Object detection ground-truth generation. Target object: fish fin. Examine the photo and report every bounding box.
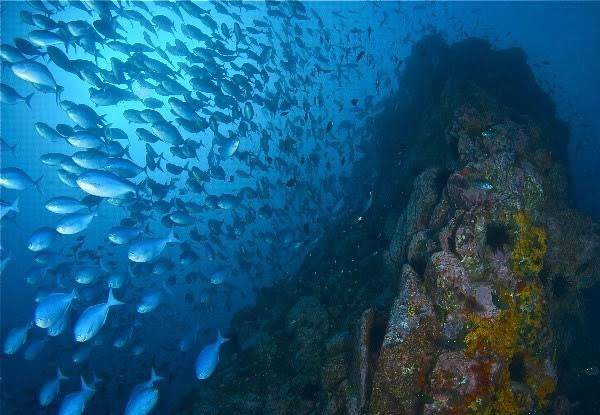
[57,367,68,381]
[100,257,110,273]
[11,198,19,213]
[24,93,34,109]
[124,144,132,160]
[162,281,175,296]
[33,175,44,194]
[167,228,180,244]
[217,330,229,345]
[92,372,103,386]
[150,367,164,384]
[107,288,124,307]
[156,153,165,171]
[80,376,95,393]
[56,274,66,289]
[55,85,64,104]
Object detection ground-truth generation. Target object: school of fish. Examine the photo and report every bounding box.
[0,1,409,414]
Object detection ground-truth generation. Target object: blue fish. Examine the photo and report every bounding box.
[0,197,19,218]
[58,375,96,415]
[47,312,70,337]
[125,368,163,415]
[179,324,201,352]
[23,337,47,360]
[107,272,127,289]
[128,229,179,263]
[45,196,87,214]
[3,322,32,354]
[11,60,64,102]
[76,169,137,198]
[55,209,97,235]
[34,289,76,328]
[108,225,142,245]
[73,288,124,342]
[0,167,43,192]
[72,345,91,364]
[0,83,34,107]
[39,367,69,406]
[195,330,229,380]
[28,226,58,251]
[136,289,162,314]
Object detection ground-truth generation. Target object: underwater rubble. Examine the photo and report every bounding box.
[174,35,600,415]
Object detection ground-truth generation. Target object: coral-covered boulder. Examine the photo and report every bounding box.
[369,265,440,415]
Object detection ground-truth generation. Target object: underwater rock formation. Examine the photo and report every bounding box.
[174,35,600,415]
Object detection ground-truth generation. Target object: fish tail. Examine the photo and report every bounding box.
[94,206,106,220]
[167,228,180,244]
[150,367,164,383]
[107,288,124,307]
[33,175,44,194]
[92,372,103,386]
[162,281,175,296]
[124,143,132,160]
[100,257,110,273]
[11,198,19,213]
[156,153,165,171]
[79,376,94,393]
[55,85,64,104]
[57,367,68,381]
[101,123,113,140]
[24,92,34,109]
[217,330,229,345]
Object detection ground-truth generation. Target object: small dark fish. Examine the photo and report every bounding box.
[325,120,333,134]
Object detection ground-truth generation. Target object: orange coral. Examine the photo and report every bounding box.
[460,282,550,414]
[511,212,547,277]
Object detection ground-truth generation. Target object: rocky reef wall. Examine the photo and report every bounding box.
[174,35,600,415]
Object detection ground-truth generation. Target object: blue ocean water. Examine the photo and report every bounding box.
[1,2,599,415]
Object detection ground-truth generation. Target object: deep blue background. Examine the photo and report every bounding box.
[1,2,599,414]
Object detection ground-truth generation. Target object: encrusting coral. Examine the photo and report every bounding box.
[511,212,547,277]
